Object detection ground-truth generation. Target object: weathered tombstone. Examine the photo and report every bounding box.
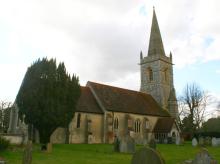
[119,135,135,153]
[113,136,120,152]
[176,136,181,145]
[192,148,217,164]
[211,138,218,147]
[149,138,156,150]
[131,147,165,164]
[22,140,32,164]
[47,143,52,153]
[192,138,198,147]
[198,137,204,147]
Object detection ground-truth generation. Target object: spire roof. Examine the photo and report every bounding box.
[147,8,165,56]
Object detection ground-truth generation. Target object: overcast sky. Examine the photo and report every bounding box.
[0,0,220,114]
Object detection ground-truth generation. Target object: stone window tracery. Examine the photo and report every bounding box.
[134,119,141,133]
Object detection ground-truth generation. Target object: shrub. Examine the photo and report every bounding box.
[0,136,10,151]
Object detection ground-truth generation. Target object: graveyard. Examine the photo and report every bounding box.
[0,142,220,164]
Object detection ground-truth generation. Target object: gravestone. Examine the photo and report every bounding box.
[192,138,198,147]
[176,136,181,145]
[211,138,218,147]
[113,136,120,152]
[22,140,32,164]
[149,138,156,150]
[198,137,204,147]
[192,148,217,164]
[47,143,52,153]
[131,147,165,164]
[119,135,135,153]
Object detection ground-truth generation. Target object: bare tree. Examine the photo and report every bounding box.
[179,83,210,133]
[0,100,12,133]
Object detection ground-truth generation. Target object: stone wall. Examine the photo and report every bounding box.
[69,112,103,144]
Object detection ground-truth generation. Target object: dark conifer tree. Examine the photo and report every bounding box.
[16,58,80,146]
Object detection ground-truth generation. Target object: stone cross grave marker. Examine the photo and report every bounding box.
[192,138,198,147]
[131,147,165,164]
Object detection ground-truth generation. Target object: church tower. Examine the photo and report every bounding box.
[140,8,178,119]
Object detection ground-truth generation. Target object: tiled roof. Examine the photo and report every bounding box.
[153,117,175,133]
[76,87,103,114]
[87,81,170,117]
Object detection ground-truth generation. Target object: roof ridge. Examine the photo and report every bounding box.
[87,81,150,95]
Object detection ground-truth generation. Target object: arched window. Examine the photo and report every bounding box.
[134,120,141,133]
[148,68,153,81]
[114,117,119,129]
[76,113,81,128]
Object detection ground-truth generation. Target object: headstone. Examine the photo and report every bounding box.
[47,143,52,153]
[211,138,218,147]
[131,147,165,164]
[176,136,181,145]
[113,136,120,152]
[192,148,217,164]
[149,138,156,150]
[192,138,198,147]
[167,137,172,144]
[22,140,32,164]
[119,135,135,153]
[198,137,204,147]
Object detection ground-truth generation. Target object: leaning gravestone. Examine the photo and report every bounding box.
[22,140,32,164]
[119,135,135,153]
[192,138,198,147]
[131,147,165,164]
[192,148,217,164]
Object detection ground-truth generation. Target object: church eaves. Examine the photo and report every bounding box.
[147,8,166,56]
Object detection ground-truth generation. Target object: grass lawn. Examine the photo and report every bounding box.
[0,143,220,164]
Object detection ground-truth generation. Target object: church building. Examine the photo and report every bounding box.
[50,8,179,144]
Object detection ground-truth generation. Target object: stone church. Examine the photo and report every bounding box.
[51,8,179,144]
[8,9,179,144]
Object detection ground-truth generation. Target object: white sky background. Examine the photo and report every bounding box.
[0,0,220,115]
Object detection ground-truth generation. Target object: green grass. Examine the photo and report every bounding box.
[0,143,220,164]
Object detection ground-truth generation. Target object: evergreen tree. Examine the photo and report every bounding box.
[16,58,80,146]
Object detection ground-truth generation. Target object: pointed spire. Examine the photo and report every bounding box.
[169,51,173,61]
[140,51,143,60]
[147,7,165,56]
